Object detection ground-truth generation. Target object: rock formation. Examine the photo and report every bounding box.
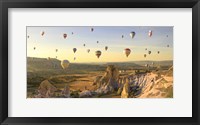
[121,79,130,98]
[61,85,70,98]
[36,80,57,98]
[93,65,120,95]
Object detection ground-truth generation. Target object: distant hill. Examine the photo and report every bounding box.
[27,57,106,75]
[129,60,173,66]
[27,57,173,76]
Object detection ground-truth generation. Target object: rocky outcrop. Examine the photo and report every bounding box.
[79,90,92,98]
[35,80,57,98]
[121,79,130,98]
[61,85,70,98]
[93,65,120,95]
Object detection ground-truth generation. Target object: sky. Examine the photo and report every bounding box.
[27,26,173,63]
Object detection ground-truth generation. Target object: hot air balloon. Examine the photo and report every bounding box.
[122,35,124,38]
[61,60,70,69]
[55,49,58,52]
[90,28,94,32]
[105,46,108,51]
[33,47,36,50]
[97,41,99,44]
[148,51,151,55]
[72,32,74,35]
[87,49,90,53]
[74,57,76,60]
[63,33,67,39]
[167,45,169,47]
[130,32,136,39]
[73,48,77,53]
[148,30,152,37]
[41,31,45,36]
[144,54,146,58]
[166,35,168,37]
[95,50,102,58]
[145,48,147,51]
[157,51,160,54]
[124,48,131,57]
[83,44,86,47]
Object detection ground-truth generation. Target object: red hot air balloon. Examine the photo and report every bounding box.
[124,48,131,57]
[63,33,67,39]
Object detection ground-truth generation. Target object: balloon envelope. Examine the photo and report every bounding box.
[105,46,108,51]
[87,49,90,53]
[90,28,94,32]
[61,60,70,69]
[73,48,77,53]
[130,32,136,39]
[124,48,131,57]
[41,31,45,36]
[95,50,102,58]
[63,33,67,39]
[148,30,152,37]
